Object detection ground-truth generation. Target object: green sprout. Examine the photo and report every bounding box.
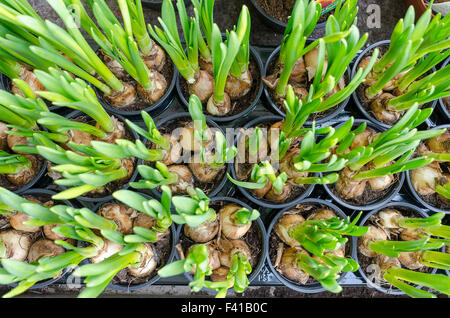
[388,63,450,110]
[189,94,209,143]
[232,208,260,226]
[32,142,129,199]
[295,251,358,293]
[0,83,49,130]
[191,0,214,61]
[288,118,366,184]
[332,0,358,32]
[123,0,155,56]
[228,5,251,79]
[340,105,447,181]
[207,131,237,168]
[274,0,354,98]
[369,237,450,270]
[34,68,114,133]
[171,187,216,228]
[0,187,106,298]
[130,161,178,190]
[208,23,241,106]
[283,211,368,293]
[0,150,31,174]
[228,161,288,194]
[158,244,212,292]
[0,0,124,94]
[80,0,160,94]
[148,0,199,84]
[113,186,173,233]
[382,265,450,298]
[290,212,369,256]
[0,186,161,298]
[436,182,450,200]
[308,28,378,114]
[204,251,252,298]
[126,111,170,151]
[365,5,450,99]
[275,0,321,97]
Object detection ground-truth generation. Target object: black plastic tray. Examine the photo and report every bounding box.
[7,45,448,291]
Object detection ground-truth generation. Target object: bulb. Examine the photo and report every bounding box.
[97,203,135,235]
[274,212,305,247]
[137,72,167,104]
[188,70,214,103]
[377,209,403,229]
[0,229,32,261]
[278,247,310,284]
[27,239,65,263]
[128,243,157,278]
[184,218,219,243]
[410,164,441,196]
[225,68,252,99]
[91,239,123,264]
[166,164,194,194]
[306,209,337,221]
[104,82,136,108]
[335,167,367,200]
[96,116,126,144]
[133,213,169,240]
[265,182,291,202]
[358,225,388,257]
[219,204,252,240]
[218,239,251,268]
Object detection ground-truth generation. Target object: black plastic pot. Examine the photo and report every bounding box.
[406,124,450,214]
[263,45,351,125]
[438,57,450,120]
[146,112,229,199]
[56,110,141,204]
[266,199,352,293]
[5,188,74,290]
[353,201,438,296]
[230,115,315,209]
[0,72,63,113]
[351,40,438,130]
[175,196,268,296]
[176,45,264,123]
[249,0,327,33]
[321,119,405,211]
[91,197,177,292]
[93,48,177,118]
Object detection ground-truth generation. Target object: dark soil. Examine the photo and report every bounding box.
[255,0,334,25]
[265,51,348,121]
[444,97,450,112]
[97,51,174,112]
[179,55,261,118]
[358,207,435,291]
[268,202,352,286]
[62,115,137,199]
[94,201,173,286]
[144,117,226,195]
[234,118,310,205]
[356,45,436,125]
[178,200,263,277]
